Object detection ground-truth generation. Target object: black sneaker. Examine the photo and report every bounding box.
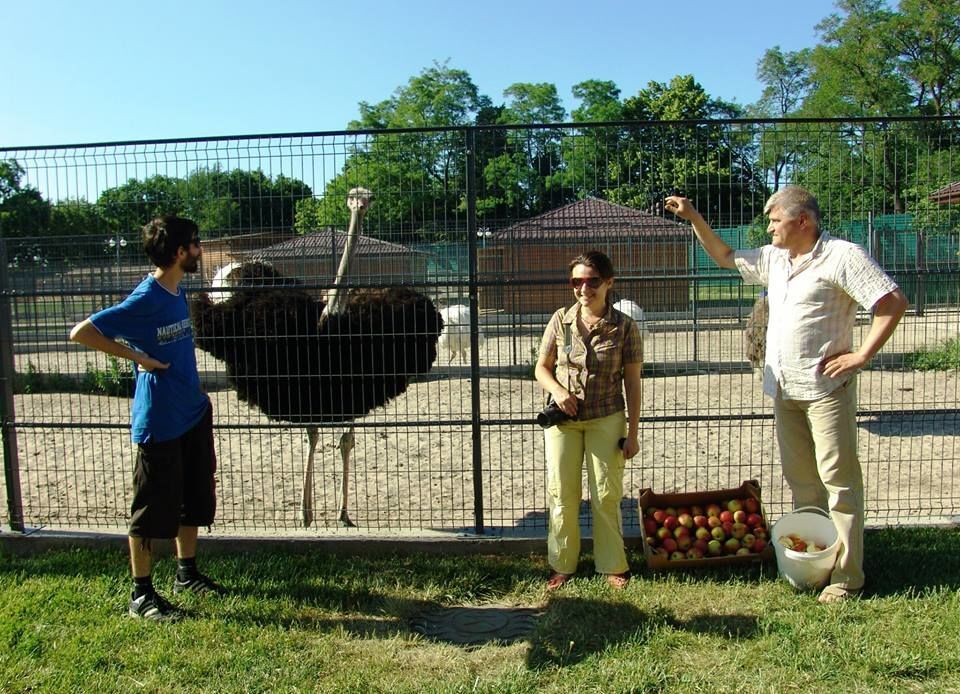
[128,591,183,622]
[173,572,227,596]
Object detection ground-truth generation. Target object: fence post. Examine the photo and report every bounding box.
[466,127,485,535]
[915,228,926,317]
[0,240,25,531]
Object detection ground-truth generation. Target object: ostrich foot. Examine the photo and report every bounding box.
[301,507,315,528]
[338,510,356,528]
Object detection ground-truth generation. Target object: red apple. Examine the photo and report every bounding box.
[676,535,692,551]
[652,509,667,524]
[693,538,709,554]
[731,522,748,540]
[661,537,678,553]
[644,518,659,537]
[645,506,660,518]
[741,533,756,549]
[732,509,747,523]
[707,516,723,529]
[656,527,671,542]
[678,513,694,529]
[752,538,768,553]
[673,526,691,540]
[676,506,691,517]
[744,497,760,514]
[651,547,669,559]
[705,503,722,518]
[695,527,711,541]
[719,510,734,524]
[722,521,734,536]
[663,515,679,531]
[753,527,768,541]
[686,546,705,559]
[693,515,709,529]
[746,513,763,528]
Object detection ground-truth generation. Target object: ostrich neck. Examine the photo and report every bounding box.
[322,207,363,318]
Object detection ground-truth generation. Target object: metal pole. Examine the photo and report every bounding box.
[0,239,25,531]
[466,127,484,535]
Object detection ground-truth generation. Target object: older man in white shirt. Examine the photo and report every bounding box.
[666,186,908,603]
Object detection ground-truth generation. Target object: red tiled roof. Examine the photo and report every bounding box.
[249,228,417,259]
[493,197,689,241]
[929,181,960,205]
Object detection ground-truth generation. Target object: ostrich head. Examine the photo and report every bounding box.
[321,187,374,320]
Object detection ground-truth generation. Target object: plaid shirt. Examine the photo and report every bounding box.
[734,232,898,400]
[538,303,644,420]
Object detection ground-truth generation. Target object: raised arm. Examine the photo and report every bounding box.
[664,196,736,269]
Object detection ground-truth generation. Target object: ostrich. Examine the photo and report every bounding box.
[191,188,443,527]
[744,290,768,371]
[613,298,651,343]
[437,304,485,363]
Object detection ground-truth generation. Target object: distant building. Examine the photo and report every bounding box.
[202,228,426,287]
[478,197,690,314]
[929,181,960,205]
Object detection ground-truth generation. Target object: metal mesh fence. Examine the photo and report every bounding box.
[1,118,958,537]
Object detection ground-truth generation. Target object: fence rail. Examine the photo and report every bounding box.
[1,117,959,537]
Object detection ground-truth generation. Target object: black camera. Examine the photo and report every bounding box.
[537,401,572,429]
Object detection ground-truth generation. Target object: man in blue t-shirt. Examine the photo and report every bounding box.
[70,215,226,621]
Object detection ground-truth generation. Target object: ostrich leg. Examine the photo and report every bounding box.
[337,428,356,527]
[301,425,319,528]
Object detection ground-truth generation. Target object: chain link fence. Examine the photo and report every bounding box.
[1,117,958,537]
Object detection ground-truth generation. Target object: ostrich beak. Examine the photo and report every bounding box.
[347,187,373,213]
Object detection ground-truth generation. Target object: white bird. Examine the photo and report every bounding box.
[613,299,651,341]
[438,304,485,363]
[209,261,242,303]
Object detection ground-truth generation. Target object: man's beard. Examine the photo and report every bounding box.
[180,255,199,273]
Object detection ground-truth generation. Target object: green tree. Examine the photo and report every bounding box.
[891,0,960,116]
[608,76,763,226]
[0,160,51,240]
[299,62,487,242]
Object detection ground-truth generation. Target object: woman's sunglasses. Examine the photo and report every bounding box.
[569,277,604,289]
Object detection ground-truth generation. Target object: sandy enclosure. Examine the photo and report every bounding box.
[4,311,959,535]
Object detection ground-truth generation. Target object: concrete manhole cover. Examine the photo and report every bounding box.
[411,604,542,645]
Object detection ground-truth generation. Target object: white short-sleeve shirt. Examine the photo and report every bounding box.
[734,233,898,400]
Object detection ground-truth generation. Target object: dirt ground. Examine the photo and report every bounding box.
[3,311,958,535]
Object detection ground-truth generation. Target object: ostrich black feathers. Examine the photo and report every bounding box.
[191,262,443,425]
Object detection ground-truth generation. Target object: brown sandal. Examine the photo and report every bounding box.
[818,584,861,604]
[546,572,572,591]
[606,573,630,590]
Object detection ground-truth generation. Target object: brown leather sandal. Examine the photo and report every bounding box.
[605,573,630,590]
[546,572,572,591]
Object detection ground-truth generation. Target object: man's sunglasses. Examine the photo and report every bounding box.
[569,277,604,289]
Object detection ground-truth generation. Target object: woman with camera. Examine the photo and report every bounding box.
[534,250,644,591]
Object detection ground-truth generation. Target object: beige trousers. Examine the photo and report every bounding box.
[774,378,864,590]
[544,410,628,575]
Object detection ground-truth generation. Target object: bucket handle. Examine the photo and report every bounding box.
[791,506,831,519]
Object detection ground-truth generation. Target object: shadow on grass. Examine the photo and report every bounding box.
[863,527,960,597]
[526,595,760,669]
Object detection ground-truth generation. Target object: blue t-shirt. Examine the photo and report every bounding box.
[90,275,209,443]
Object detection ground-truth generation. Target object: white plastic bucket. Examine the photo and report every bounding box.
[771,506,840,590]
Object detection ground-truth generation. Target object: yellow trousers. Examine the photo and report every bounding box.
[774,378,864,590]
[544,410,628,575]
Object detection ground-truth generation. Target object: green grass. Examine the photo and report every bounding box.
[2,528,960,692]
[904,336,960,371]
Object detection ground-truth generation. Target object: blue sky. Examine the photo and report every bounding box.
[2,0,841,149]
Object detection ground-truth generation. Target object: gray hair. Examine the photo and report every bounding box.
[764,186,821,229]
